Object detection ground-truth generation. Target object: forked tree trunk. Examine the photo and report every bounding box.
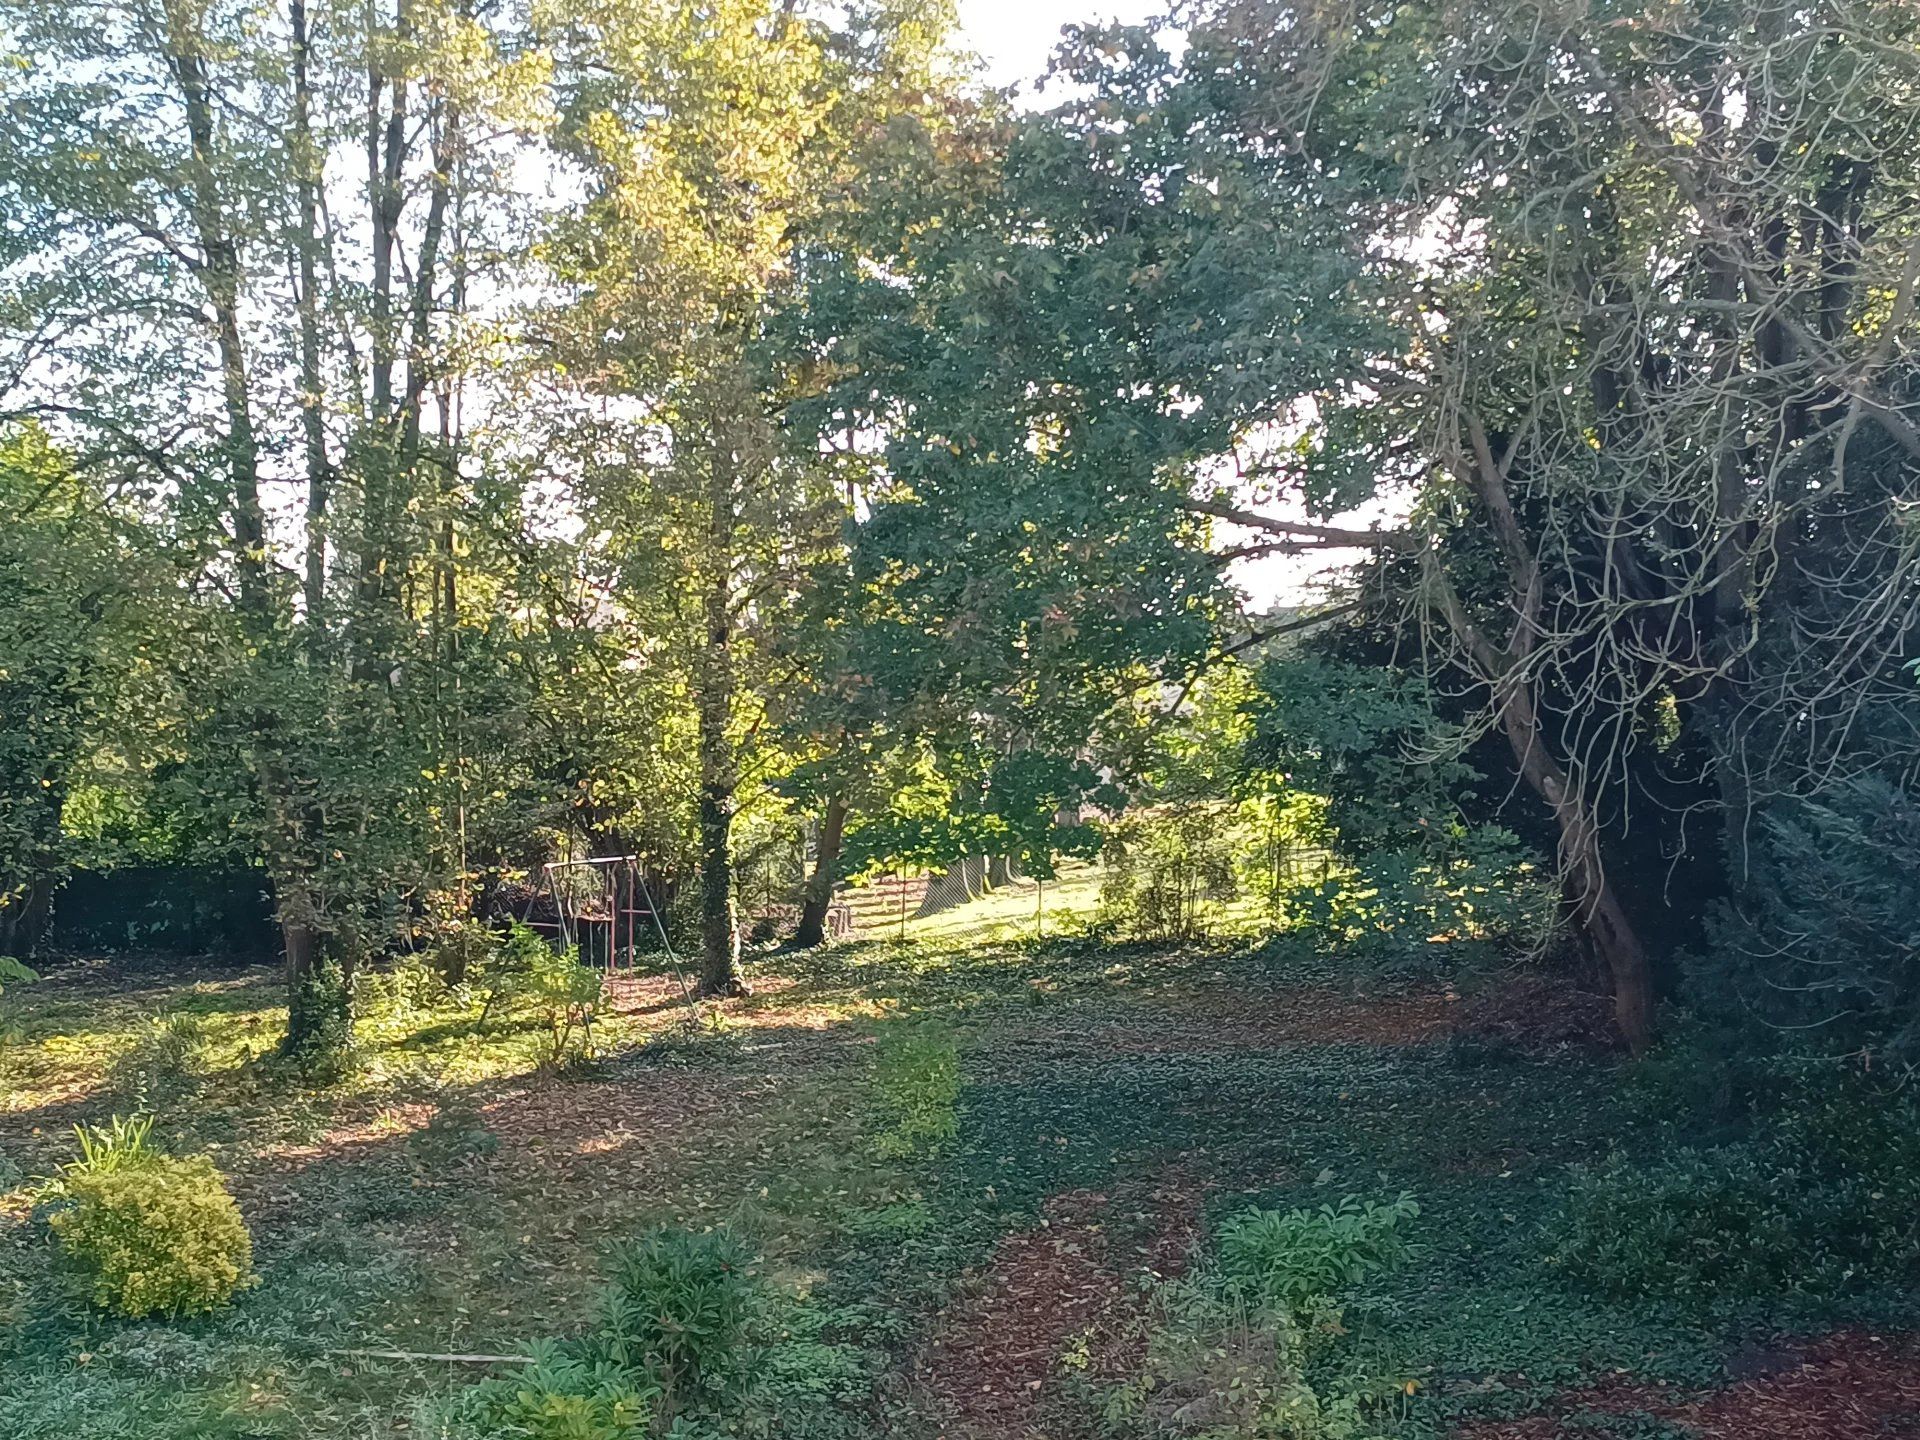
[1493,674,1654,1053]
[792,794,849,949]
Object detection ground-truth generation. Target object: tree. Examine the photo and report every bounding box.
[866,0,1920,1049]
[536,0,972,993]
[0,0,548,1059]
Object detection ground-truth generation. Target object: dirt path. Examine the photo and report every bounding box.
[918,1175,1203,1439]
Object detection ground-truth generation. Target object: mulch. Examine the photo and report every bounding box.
[918,1176,1203,1438]
[1458,1331,1920,1439]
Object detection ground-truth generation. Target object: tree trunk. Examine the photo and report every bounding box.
[696,446,747,998]
[1493,673,1654,1053]
[793,794,849,948]
[161,0,352,1058]
[283,914,355,1064]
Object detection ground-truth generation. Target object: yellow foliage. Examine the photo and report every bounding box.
[49,1153,255,1318]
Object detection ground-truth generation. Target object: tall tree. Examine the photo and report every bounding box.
[537,0,970,993]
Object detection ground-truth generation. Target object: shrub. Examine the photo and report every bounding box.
[475,924,603,1068]
[446,1342,659,1440]
[46,1116,254,1318]
[1699,777,1920,1059]
[869,1023,960,1158]
[599,1226,759,1415]
[1216,1193,1421,1311]
[1291,829,1557,974]
[1556,1073,1920,1303]
[1102,1287,1339,1439]
[1098,804,1242,943]
[441,1227,759,1437]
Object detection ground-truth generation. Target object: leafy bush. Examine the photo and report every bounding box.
[1103,1193,1423,1439]
[1098,803,1242,942]
[1700,777,1920,1059]
[477,923,603,1068]
[869,1022,960,1158]
[447,1341,659,1440]
[1216,1193,1421,1312]
[1556,1074,1920,1303]
[1292,829,1557,973]
[600,1226,759,1414]
[45,1116,254,1318]
[439,1226,760,1438]
[1101,1287,1349,1439]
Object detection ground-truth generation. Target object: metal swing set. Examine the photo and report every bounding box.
[521,856,704,1026]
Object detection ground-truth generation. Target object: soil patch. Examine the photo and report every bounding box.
[1458,1330,1920,1439]
[919,1175,1203,1438]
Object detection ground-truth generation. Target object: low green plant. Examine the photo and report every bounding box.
[109,1012,211,1106]
[1216,1193,1421,1311]
[869,1022,960,1158]
[0,955,36,1074]
[44,1116,255,1318]
[440,1226,760,1438]
[0,955,34,987]
[528,946,604,1069]
[1099,1194,1423,1438]
[445,1341,659,1440]
[1556,1070,1920,1303]
[600,1225,759,1416]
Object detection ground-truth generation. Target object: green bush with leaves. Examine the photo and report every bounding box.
[1098,803,1243,942]
[1101,1287,1349,1440]
[1556,1071,1920,1304]
[446,1341,659,1440]
[1216,1193,1421,1312]
[44,1116,254,1318]
[442,1226,760,1438]
[1103,1193,1423,1438]
[599,1225,759,1413]
[869,1022,960,1158]
[477,923,603,1068]
[1291,828,1556,973]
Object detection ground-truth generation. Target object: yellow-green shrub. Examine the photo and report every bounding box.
[48,1131,254,1318]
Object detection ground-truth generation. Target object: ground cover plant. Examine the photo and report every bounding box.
[5,0,1920,1435]
[4,908,1918,1439]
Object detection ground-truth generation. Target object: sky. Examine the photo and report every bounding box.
[958,0,1162,93]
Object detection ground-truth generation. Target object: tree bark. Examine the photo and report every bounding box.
[792,794,849,948]
[1492,672,1654,1054]
[696,442,747,997]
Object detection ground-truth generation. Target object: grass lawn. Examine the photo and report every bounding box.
[2,934,1916,1438]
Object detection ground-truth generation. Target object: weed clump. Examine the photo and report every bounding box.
[1103,1193,1422,1439]
[444,1225,760,1438]
[1216,1193,1421,1312]
[108,1012,210,1107]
